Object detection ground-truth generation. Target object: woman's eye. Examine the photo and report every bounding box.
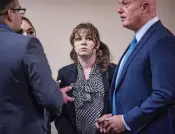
[28,31,34,35]
[86,37,92,40]
[75,38,81,41]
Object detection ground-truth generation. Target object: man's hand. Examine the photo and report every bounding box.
[60,86,74,103]
[96,114,112,133]
[103,115,125,134]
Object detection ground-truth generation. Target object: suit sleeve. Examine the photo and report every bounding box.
[49,68,66,122]
[22,37,64,111]
[124,36,175,132]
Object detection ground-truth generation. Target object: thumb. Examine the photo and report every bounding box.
[104,114,113,121]
[106,114,112,118]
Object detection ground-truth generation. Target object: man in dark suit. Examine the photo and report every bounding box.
[0,0,74,134]
[96,0,175,134]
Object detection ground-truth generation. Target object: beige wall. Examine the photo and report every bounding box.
[20,0,175,133]
[20,0,175,79]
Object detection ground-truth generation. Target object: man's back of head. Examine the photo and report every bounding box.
[0,0,24,32]
[0,0,16,11]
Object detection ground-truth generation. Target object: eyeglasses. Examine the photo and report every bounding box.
[11,8,26,16]
[0,8,26,16]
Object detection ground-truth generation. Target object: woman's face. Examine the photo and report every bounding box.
[73,29,98,58]
[21,20,35,36]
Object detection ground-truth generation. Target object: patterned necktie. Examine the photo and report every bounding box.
[112,35,137,115]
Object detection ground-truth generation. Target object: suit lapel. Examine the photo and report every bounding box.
[65,64,77,97]
[110,46,129,98]
[64,64,77,129]
[116,21,160,89]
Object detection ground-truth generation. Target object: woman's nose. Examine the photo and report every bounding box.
[81,39,87,45]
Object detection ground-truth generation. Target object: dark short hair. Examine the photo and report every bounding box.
[70,23,111,71]
[0,0,16,14]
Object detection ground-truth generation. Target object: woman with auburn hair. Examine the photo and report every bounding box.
[54,23,116,134]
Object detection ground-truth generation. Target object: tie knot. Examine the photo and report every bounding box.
[132,35,137,44]
[130,35,137,48]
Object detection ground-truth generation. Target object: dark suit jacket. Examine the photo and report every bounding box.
[110,21,175,134]
[54,63,116,134]
[0,27,63,134]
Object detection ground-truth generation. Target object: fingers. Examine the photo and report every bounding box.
[57,79,72,93]
[106,114,112,119]
[100,125,104,133]
[95,121,100,129]
[62,93,75,103]
[97,114,107,123]
[101,121,107,133]
[103,120,110,130]
[105,125,112,133]
[96,114,112,133]
[60,86,72,93]
[67,96,75,102]
[60,86,74,103]
[96,119,105,133]
[104,116,113,121]
[97,114,112,123]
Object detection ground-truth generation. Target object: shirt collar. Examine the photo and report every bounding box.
[0,23,12,32]
[135,16,159,43]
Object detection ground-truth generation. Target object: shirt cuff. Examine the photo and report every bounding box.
[122,115,131,131]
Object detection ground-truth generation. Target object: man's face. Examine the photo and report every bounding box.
[10,0,22,32]
[117,0,143,31]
